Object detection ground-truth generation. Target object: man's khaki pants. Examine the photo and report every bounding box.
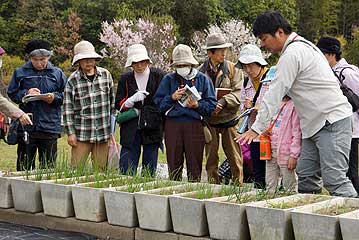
[71,141,108,171]
[205,125,243,184]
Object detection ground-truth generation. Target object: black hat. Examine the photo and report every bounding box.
[24,39,51,54]
[316,37,341,54]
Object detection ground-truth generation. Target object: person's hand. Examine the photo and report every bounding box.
[67,134,77,147]
[42,93,55,104]
[287,157,297,170]
[244,97,253,109]
[213,102,223,115]
[187,96,198,108]
[261,128,271,137]
[124,91,149,108]
[3,123,9,134]
[18,113,33,125]
[27,88,41,95]
[171,87,186,101]
[234,128,259,145]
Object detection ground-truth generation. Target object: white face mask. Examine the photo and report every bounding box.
[176,67,191,78]
[0,58,2,68]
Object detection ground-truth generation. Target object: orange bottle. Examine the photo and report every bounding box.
[259,135,271,160]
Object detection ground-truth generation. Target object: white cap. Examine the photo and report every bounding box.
[171,44,198,66]
[72,41,103,65]
[238,44,268,66]
[125,44,152,68]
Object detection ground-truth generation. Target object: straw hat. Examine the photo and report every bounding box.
[72,40,103,65]
[125,44,152,68]
[237,44,268,66]
[203,33,232,50]
[171,44,198,66]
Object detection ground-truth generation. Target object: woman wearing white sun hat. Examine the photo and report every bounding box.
[115,43,165,176]
[237,44,272,189]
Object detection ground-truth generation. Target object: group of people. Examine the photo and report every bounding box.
[0,10,358,198]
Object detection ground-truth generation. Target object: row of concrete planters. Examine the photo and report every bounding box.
[245,194,332,240]
[168,184,237,237]
[339,209,359,240]
[291,197,359,240]
[103,180,180,228]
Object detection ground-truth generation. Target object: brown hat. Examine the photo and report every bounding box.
[203,33,232,50]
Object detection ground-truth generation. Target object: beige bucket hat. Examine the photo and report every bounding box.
[72,40,103,65]
[125,44,152,68]
[237,44,268,66]
[171,44,198,66]
[203,33,233,50]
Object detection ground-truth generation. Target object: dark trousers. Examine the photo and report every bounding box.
[348,138,359,194]
[250,142,266,189]
[119,130,159,176]
[17,137,57,171]
[165,119,205,182]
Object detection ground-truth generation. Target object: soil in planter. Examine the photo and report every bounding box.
[314,204,359,216]
[118,179,176,193]
[267,195,331,209]
[227,190,292,204]
[55,175,100,185]
[157,184,195,195]
[183,185,240,200]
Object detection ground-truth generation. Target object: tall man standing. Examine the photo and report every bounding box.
[199,33,244,184]
[238,11,357,197]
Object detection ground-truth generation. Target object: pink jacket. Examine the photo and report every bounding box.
[270,100,302,165]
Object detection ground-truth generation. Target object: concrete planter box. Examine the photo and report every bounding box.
[291,197,359,240]
[204,190,258,240]
[339,209,359,240]
[0,171,33,208]
[245,194,332,240]
[169,184,231,237]
[134,183,195,232]
[71,176,132,222]
[10,177,48,213]
[71,183,107,222]
[104,180,180,228]
[40,176,95,218]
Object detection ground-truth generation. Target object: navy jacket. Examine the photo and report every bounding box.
[154,71,216,121]
[7,61,67,135]
[115,67,165,147]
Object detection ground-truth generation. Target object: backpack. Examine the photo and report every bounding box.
[6,119,20,145]
[333,66,359,112]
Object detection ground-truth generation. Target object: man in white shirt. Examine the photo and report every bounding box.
[237,10,357,197]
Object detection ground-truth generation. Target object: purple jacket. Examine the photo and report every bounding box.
[270,100,302,165]
[333,58,359,138]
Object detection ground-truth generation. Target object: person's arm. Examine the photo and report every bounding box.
[108,72,116,115]
[115,74,128,111]
[251,53,299,134]
[0,93,23,119]
[153,74,177,113]
[196,76,217,117]
[289,107,302,160]
[47,70,67,106]
[62,80,76,136]
[238,52,299,144]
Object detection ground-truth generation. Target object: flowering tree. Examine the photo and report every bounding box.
[192,19,269,63]
[100,18,176,72]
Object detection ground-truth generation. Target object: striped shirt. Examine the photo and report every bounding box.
[63,67,115,143]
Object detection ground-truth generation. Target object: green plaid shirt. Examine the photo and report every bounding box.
[63,67,115,143]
